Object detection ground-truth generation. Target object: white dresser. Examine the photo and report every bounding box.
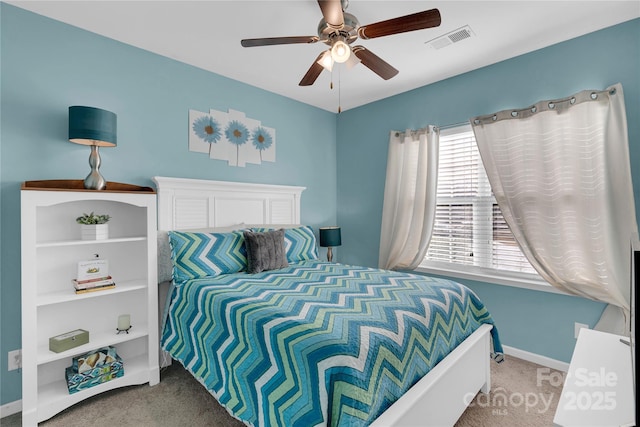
[553,328,634,426]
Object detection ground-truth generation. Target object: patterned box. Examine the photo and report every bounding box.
[72,346,118,374]
[65,351,124,394]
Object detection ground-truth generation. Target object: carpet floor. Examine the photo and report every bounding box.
[1,355,563,426]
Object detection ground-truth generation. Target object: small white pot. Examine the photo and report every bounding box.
[81,224,109,240]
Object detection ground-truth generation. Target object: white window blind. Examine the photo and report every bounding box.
[422,125,537,275]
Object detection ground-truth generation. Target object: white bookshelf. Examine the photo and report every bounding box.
[20,181,160,426]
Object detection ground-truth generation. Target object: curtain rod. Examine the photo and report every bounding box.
[394,121,470,138]
[437,121,470,131]
[471,86,617,126]
[394,125,434,138]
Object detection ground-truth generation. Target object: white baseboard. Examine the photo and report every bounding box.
[0,399,22,418]
[0,346,569,420]
[503,345,570,372]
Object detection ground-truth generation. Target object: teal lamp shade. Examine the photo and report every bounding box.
[69,106,117,147]
[69,106,117,190]
[319,227,341,262]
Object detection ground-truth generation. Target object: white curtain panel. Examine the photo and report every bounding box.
[379,126,439,270]
[471,83,637,333]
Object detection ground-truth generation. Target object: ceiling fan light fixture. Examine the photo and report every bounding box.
[345,51,360,69]
[331,39,351,63]
[317,50,334,71]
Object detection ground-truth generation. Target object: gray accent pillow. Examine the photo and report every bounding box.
[243,229,288,274]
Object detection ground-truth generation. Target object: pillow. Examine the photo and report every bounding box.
[243,229,288,274]
[243,224,301,230]
[251,225,319,263]
[168,230,247,283]
[157,233,174,284]
[157,224,244,283]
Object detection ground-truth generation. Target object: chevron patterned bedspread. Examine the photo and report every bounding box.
[162,260,502,427]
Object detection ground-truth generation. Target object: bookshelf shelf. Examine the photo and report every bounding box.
[37,328,149,365]
[36,236,147,248]
[37,279,147,306]
[36,354,149,423]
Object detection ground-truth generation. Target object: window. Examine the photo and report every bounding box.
[420,125,541,282]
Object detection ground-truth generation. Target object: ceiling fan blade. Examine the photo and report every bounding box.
[352,46,399,80]
[241,36,318,47]
[317,0,344,29]
[358,9,441,40]
[299,53,326,86]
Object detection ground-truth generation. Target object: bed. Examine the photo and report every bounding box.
[153,176,503,427]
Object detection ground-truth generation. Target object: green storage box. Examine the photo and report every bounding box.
[49,329,89,353]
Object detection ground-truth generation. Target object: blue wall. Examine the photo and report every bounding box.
[0,4,336,405]
[1,2,639,408]
[336,19,639,363]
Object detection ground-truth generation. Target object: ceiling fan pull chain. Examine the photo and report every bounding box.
[338,66,342,113]
[330,67,334,90]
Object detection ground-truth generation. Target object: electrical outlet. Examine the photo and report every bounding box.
[574,322,589,339]
[8,349,21,371]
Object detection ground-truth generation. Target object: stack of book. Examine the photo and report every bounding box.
[74,258,114,294]
[72,276,116,294]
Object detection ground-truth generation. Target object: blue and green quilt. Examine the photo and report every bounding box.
[162,260,502,427]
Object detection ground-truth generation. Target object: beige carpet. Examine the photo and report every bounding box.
[456,356,563,426]
[1,356,562,427]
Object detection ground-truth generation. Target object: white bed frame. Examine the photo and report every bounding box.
[152,176,493,427]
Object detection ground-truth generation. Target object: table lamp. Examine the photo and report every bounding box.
[319,226,342,262]
[69,106,117,190]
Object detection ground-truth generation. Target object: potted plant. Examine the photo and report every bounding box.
[76,212,111,240]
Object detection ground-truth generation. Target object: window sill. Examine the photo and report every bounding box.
[414,264,571,296]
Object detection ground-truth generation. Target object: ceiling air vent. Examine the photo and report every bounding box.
[426,25,474,50]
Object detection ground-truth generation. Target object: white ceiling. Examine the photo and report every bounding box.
[7,0,640,112]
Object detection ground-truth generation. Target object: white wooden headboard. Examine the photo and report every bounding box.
[152,176,306,231]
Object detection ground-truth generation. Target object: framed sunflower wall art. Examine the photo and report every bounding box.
[189,109,275,167]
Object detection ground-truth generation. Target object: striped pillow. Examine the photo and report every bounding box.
[251,225,319,263]
[168,231,247,283]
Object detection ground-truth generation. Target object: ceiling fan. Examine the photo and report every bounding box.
[241,0,441,86]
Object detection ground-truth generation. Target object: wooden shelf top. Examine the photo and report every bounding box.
[22,180,156,194]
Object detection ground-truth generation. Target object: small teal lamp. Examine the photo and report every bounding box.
[69,106,117,190]
[319,226,342,262]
